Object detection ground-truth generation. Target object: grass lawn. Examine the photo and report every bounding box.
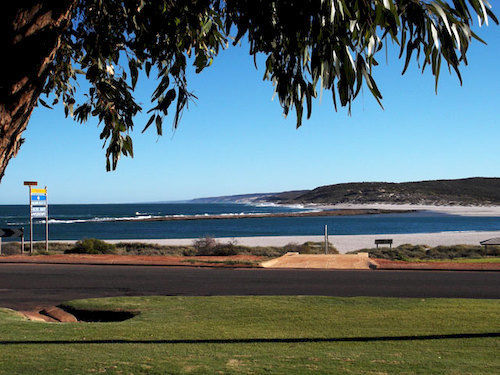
[0,296,499,374]
[435,257,500,263]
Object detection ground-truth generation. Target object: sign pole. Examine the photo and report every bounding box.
[23,181,38,255]
[45,186,48,252]
[29,185,33,254]
[324,225,328,254]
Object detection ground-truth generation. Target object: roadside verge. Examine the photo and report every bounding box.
[0,254,498,270]
[0,254,262,268]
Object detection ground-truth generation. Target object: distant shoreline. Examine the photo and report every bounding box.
[110,208,416,223]
[311,203,500,217]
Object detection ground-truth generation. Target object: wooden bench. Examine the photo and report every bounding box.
[375,239,393,249]
[480,238,500,250]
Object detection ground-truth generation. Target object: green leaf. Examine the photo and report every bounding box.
[27,0,496,174]
[129,60,139,89]
[155,115,163,136]
[142,114,155,133]
[38,98,52,109]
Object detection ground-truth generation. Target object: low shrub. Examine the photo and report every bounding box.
[182,247,197,256]
[283,241,339,254]
[192,236,238,256]
[1,242,75,255]
[114,242,190,256]
[33,242,73,252]
[350,244,429,261]
[349,244,500,261]
[34,250,52,256]
[0,242,23,255]
[426,244,500,259]
[241,246,286,257]
[65,238,116,254]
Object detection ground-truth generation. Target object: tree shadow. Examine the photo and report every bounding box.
[0,332,498,345]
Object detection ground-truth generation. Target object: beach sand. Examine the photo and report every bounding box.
[315,203,500,217]
[101,230,500,253]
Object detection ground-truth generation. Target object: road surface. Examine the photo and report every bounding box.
[0,264,498,309]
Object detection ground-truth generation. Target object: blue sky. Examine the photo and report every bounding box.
[1,25,499,204]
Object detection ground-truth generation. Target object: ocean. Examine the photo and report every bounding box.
[1,203,500,241]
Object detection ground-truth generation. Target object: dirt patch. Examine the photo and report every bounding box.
[262,253,374,269]
[0,254,264,268]
[373,259,500,271]
[21,307,76,323]
[20,310,58,322]
[41,306,77,322]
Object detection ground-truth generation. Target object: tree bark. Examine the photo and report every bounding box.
[0,1,75,181]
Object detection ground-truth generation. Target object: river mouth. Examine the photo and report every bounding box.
[58,306,139,322]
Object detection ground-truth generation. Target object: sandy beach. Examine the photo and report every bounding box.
[314,203,500,217]
[94,230,500,253]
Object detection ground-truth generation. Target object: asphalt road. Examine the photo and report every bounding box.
[0,264,499,309]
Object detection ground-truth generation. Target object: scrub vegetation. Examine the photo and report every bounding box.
[349,243,500,261]
[2,238,499,263]
[267,177,500,205]
[1,237,337,257]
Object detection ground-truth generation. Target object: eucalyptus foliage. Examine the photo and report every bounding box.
[40,0,497,171]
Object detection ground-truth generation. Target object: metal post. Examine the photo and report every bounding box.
[21,235,24,254]
[45,186,48,252]
[326,225,330,254]
[24,181,37,255]
[324,225,328,254]
[29,185,33,254]
[0,237,2,255]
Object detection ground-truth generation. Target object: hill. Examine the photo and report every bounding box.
[190,178,500,206]
[268,177,500,205]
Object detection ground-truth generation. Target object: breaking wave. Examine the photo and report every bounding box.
[247,202,317,211]
[9,212,284,225]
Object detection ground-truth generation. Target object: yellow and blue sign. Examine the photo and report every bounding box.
[30,186,47,218]
[31,187,47,206]
[31,195,47,208]
[31,188,46,194]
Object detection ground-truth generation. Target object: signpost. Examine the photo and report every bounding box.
[324,225,329,254]
[24,181,49,253]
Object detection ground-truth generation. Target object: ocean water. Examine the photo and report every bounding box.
[0,203,499,241]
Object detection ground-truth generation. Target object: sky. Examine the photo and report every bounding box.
[1,24,499,204]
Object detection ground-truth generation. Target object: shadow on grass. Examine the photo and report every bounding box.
[0,332,498,345]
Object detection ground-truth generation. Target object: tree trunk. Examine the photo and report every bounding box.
[0,1,75,181]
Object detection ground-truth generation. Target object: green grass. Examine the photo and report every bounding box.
[409,257,500,264]
[180,259,259,266]
[0,308,27,323]
[448,257,500,263]
[0,296,499,374]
